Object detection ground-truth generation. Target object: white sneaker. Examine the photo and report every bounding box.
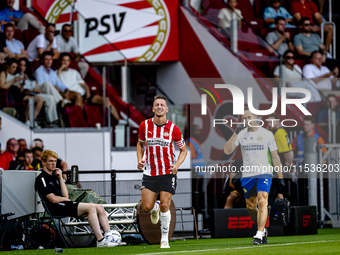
[34,121,41,128]
[61,99,71,108]
[150,201,160,224]
[160,240,170,248]
[96,238,117,247]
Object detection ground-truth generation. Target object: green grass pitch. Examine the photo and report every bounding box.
[4,228,340,255]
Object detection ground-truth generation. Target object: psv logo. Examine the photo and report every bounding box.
[164,132,169,137]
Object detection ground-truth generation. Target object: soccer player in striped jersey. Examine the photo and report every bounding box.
[137,95,187,249]
[224,108,285,245]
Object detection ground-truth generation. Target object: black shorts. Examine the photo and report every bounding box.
[84,92,96,104]
[142,174,177,194]
[49,201,79,217]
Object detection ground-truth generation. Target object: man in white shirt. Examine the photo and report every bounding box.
[302,51,338,90]
[56,24,89,78]
[3,23,28,59]
[57,53,120,121]
[224,108,284,245]
[27,23,60,61]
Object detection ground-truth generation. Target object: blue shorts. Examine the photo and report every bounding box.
[240,174,272,199]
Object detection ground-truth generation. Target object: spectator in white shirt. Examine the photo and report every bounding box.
[275,50,321,102]
[303,51,338,90]
[18,57,58,124]
[56,24,89,78]
[27,23,60,61]
[35,52,71,114]
[57,53,120,121]
[274,50,302,86]
[3,23,28,59]
[218,0,242,37]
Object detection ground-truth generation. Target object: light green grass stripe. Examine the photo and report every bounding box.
[137,240,340,255]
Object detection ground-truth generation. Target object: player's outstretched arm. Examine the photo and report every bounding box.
[224,124,244,155]
[137,140,145,170]
[224,133,238,155]
[170,146,187,174]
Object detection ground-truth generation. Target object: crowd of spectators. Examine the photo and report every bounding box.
[0,1,119,128]
[0,137,68,174]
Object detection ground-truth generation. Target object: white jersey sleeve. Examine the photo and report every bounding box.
[268,132,278,151]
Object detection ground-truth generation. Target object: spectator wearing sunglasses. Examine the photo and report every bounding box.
[275,50,321,102]
[265,17,294,55]
[274,50,302,87]
[56,24,89,78]
[290,0,332,51]
[264,0,295,28]
[293,17,325,57]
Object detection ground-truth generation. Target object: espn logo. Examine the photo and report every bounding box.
[303,215,311,227]
[228,216,269,229]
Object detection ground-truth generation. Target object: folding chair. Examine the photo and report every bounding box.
[37,192,75,248]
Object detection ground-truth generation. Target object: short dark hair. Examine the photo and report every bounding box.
[17,138,26,143]
[59,52,72,61]
[283,49,295,59]
[40,51,53,62]
[6,58,18,71]
[154,95,168,105]
[46,23,56,30]
[16,153,24,159]
[4,23,14,31]
[327,94,336,99]
[23,149,32,155]
[304,116,315,123]
[33,138,43,143]
[311,50,322,59]
[32,146,43,155]
[267,113,280,120]
[300,17,310,26]
[275,16,285,24]
[62,24,72,31]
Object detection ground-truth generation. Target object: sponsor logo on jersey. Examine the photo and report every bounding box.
[147,138,170,147]
[264,179,268,185]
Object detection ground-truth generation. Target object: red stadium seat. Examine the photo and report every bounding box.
[253,0,269,18]
[237,0,255,18]
[64,105,89,127]
[295,58,310,69]
[14,29,24,44]
[244,18,265,34]
[23,29,40,48]
[307,101,328,117]
[83,102,103,127]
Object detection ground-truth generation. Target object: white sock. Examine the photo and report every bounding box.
[160,210,171,242]
[151,201,160,213]
[255,231,264,239]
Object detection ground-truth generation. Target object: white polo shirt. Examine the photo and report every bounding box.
[302,64,333,90]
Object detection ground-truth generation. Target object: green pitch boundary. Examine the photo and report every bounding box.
[3,228,340,255]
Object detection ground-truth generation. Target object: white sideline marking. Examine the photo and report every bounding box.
[137,240,340,255]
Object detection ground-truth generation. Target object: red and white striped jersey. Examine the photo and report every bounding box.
[139,118,185,176]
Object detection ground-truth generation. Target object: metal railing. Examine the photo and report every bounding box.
[321,21,336,59]
[318,144,340,227]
